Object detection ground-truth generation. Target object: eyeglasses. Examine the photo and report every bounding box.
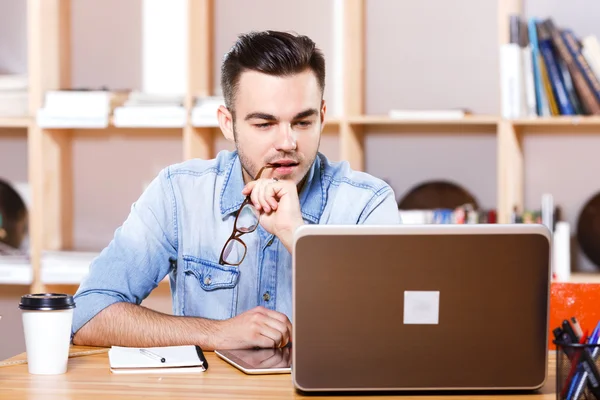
[219,165,276,266]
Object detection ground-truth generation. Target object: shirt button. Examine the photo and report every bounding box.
[204,276,212,286]
[263,292,271,302]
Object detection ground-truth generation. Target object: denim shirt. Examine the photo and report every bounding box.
[72,151,400,334]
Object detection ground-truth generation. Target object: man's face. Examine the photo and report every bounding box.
[229,69,325,185]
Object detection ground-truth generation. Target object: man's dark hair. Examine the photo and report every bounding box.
[221,30,326,115]
[0,178,27,247]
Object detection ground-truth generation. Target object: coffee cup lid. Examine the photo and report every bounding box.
[19,293,76,311]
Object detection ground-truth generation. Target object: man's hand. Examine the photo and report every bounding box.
[242,178,304,252]
[214,306,292,349]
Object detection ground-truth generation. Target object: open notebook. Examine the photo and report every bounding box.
[108,345,208,374]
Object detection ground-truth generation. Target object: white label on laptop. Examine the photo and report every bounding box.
[403,291,440,324]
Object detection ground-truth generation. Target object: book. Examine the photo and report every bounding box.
[528,18,550,116]
[563,30,600,105]
[500,15,524,119]
[108,345,208,374]
[544,19,600,115]
[537,21,575,115]
[582,35,600,82]
[519,19,537,117]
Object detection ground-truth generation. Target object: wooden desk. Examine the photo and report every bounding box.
[0,346,557,399]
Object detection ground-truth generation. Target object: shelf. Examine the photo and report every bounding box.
[40,251,99,284]
[0,257,32,285]
[0,117,31,128]
[561,272,600,284]
[40,251,169,286]
[511,116,600,127]
[347,115,499,127]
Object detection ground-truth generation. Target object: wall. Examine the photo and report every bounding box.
[364,0,499,210]
[0,0,26,74]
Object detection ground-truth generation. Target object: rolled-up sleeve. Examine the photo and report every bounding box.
[358,187,401,225]
[72,167,177,334]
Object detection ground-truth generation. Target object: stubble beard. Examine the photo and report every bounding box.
[234,124,321,186]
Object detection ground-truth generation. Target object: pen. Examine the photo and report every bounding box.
[571,321,600,400]
[139,348,166,363]
[562,320,600,398]
[561,330,588,399]
[571,317,583,340]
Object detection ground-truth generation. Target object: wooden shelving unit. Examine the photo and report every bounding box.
[0,117,32,129]
[0,0,599,292]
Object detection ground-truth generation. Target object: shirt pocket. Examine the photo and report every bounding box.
[181,256,240,320]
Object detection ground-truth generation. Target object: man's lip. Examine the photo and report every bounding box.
[270,161,299,167]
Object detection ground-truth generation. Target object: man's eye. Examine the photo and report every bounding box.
[254,123,271,129]
[294,121,313,128]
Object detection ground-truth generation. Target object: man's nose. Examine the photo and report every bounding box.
[275,124,297,151]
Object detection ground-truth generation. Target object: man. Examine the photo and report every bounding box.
[73,30,400,350]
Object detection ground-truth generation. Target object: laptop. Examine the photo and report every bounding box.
[292,224,551,393]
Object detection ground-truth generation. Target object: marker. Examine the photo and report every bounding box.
[139,348,166,363]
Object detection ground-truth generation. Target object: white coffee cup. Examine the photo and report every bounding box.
[19,293,76,375]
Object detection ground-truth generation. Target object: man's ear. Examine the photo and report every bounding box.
[218,105,235,142]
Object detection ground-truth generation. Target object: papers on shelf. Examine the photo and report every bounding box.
[190,96,224,127]
[113,107,186,127]
[0,74,28,91]
[112,91,186,127]
[37,90,112,128]
[40,251,99,284]
[0,74,28,118]
[0,255,32,285]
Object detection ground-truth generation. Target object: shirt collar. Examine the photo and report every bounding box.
[219,152,324,224]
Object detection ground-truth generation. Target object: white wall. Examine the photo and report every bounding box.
[364,0,499,211]
[0,0,27,74]
[0,133,28,183]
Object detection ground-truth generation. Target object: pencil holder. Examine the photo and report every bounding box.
[555,340,600,400]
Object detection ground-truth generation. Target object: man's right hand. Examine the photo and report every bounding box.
[214,306,292,349]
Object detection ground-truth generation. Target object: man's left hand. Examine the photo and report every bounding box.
[242,178,304,252]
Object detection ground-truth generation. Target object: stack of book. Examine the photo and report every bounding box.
[0,74,28,117]
[113,91,185,127]
[500,16,600,118]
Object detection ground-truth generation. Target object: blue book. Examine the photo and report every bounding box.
[528,18,547,116]
[562,29,600,105]
[537,22,575,115]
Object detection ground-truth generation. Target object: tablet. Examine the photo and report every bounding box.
[215,347,291,375]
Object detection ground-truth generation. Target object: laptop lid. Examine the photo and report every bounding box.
[292,224,551,392]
